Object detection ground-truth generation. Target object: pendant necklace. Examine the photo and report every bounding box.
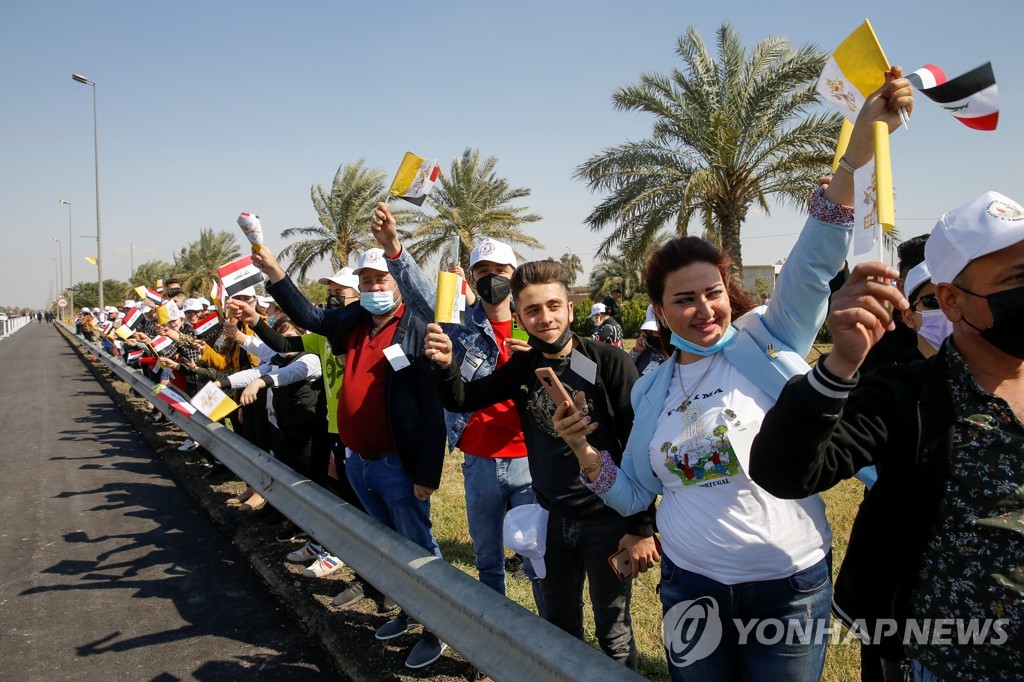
[675,355,716,413]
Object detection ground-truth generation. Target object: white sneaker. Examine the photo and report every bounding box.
[286,542,323,563]
[302,553,344,578]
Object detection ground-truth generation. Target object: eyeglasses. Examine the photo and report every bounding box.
[913,293,939,310]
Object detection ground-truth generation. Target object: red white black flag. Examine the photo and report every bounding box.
[907,62,998,131]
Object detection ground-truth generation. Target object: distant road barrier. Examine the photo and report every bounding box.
[56,323,645,682]
[1,316,33,338]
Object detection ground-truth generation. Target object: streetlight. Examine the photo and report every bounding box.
[59,200,73,316]
[71,73,103,311]
[52,239,64,316]
[52,258,59,305]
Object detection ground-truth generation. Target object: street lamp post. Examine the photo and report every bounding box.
[59,200,73,316]
[72,73,103,311]
[52,238,64,318]
[52,258,59,308]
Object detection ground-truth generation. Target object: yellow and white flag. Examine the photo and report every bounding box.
[852,122,895,256]
[816,20,889,121]
[434,271,467,324]
[84,256,98,266]
[190,381,239,422]
[387,152,440,206]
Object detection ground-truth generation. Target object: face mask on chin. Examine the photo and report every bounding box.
[958,283,1024,359]
[527,326,574,355]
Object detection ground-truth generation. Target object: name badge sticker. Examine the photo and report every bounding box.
[570,349,598,385]
[383,344,411,371]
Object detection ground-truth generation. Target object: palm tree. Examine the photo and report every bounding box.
[404,148,544,272]
[123,260,174,299]
[559,252,584,286]
[575,22,841,280]
[278,161,416,279]
[173,229,241,295]
[589,250,645,299]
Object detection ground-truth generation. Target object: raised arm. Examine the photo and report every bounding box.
[763,68,914,357]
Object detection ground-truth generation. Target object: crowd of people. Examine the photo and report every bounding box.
[64,70,1021,682]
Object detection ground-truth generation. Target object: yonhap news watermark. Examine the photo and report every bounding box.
[663,597,1010,668]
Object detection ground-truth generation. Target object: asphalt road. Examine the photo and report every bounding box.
[0,323,339,680]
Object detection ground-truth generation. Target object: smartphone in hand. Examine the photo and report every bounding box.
[535,367,573,406]
[608,548,631,581]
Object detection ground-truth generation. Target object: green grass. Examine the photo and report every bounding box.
[431,342,863,680]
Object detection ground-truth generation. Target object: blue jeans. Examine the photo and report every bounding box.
[344,452,441,559]
[659,553,832,681]
[462,454,539,595]
[541,512,637,669]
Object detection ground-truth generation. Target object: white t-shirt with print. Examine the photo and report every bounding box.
[650,354,831,584]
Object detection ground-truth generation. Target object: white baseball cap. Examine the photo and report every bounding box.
[123,299,136,308]
[319,266,360,289]
[81,307,91,313]
[502,504,549,579]
[197,297,211,307]
[353,248,389,275]
[256,295,275,309]
[470,238,517,269]
[588,302,607,318]
[925,191,1024,285]
[182,298,204,313]
[904,262,932,303]
[640,304,659,332]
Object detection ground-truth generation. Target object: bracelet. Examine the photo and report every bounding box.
[580,457,601,475]
[836,156,856,175]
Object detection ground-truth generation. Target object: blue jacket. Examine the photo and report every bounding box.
[598,214,857,516]
[386,248,505,448]
[266,275,448,489]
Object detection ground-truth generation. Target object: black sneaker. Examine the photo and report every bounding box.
[404,631,447,669]
[332,581,365,608]
[375,613,416,640]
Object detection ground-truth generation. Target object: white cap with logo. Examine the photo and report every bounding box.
[926,191,1024,285]
[353,248,389,275]
[470,238,517,269]
[588,302,607,318]
[319,266,360,289]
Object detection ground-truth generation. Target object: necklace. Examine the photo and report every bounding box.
[675,355,716,413]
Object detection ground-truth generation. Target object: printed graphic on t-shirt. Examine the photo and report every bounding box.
[660,401,739,486]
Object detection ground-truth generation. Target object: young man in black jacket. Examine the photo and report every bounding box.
[749,191,1024,680]
[251,245,449,670]
[425,260,657,670]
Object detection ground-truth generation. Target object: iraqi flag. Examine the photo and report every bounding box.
[126,349,144,365]
[193,310,220,335]
[122,306,143,330]
[816,20,890,122]
[387,152,440,206]
[153,385,197,417]
[217,255,263,297]
[150,335,174,355]
[907,62,998,131]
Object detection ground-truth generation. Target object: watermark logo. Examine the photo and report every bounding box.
[663,596,722,667]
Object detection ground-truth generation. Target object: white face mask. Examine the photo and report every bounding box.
[918,310,953,350]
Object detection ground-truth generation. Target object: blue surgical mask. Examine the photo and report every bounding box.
[667,322,738,356]
[267,315,277,327]
[360,290,397,315]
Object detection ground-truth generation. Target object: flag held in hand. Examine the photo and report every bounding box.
[907,62,998,131]
[388,152,440,206]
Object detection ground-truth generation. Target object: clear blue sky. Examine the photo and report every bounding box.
[2,0,1021,308]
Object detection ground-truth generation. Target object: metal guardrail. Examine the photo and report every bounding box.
[0,316,33,338]
[57,324,645,682]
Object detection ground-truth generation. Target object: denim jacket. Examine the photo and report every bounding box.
[598,212,860,516]
[386,247,503,448]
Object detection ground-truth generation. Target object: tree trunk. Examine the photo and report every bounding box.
[718,206,745,285]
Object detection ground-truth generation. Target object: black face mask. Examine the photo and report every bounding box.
[646,334,664,354]
[958,283,1024,359]
[325,294,346,310]
[528,327,574,355]
[475,274,511,305]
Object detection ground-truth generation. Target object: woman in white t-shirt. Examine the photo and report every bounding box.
[552,71,914,680]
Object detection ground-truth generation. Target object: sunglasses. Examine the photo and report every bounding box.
[913,293,939,310]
